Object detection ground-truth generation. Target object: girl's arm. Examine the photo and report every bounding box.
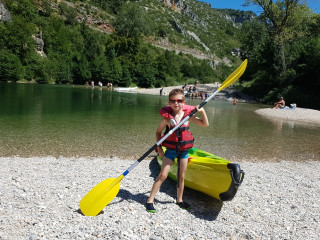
[190,106,209,127]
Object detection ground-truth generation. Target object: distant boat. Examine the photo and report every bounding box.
[114,87,138,92]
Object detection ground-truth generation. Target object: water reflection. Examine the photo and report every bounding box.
[0,83,319,162]
[269,118,296,132]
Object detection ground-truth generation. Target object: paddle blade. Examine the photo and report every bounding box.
[80,176,123,216]
[218,59,247,91]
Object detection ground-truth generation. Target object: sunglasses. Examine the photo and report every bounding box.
[169,99,185,104]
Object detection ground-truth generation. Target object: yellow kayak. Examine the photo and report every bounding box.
[157,147,244,201]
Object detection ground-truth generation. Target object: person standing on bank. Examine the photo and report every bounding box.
[146,89,209,213]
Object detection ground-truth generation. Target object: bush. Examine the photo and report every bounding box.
[0,49,23,82]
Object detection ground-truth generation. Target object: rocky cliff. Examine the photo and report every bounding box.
[0,0,11,21]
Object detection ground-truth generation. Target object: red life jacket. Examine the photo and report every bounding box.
[159,105,195,152]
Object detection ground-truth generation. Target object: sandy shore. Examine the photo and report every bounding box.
[0,156,319,239]
[121,84,255,103]
[255,107,320,124]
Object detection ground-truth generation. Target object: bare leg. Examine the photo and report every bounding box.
[147,157,173,203]
[176,158,188,203]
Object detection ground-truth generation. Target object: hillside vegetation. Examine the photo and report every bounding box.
[1,0,319,109]
[0,0,248,88]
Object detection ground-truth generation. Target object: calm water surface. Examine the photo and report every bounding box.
[1,83,319,161]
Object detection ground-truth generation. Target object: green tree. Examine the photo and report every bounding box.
[120,64,132,87]
[108,58,123,84]
[73,56,92,84]
[58,2,78,26]
[0,49,23,82]
[32,58,51,83]
[244,0,310,73]
[239,0,320,108]
[4,0,38,21]
[134,47,158,87]
[238,20,278,97]
[90,0,127,13]
[112,3,151,38]
[197,60,214,83]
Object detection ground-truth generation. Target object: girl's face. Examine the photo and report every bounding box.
[169,94,185,111]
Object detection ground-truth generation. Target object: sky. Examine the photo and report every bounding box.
[198,0,320,14]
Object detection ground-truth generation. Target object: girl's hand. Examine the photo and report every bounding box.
[196,105,204,113]
[191,105,209,127]
[158,146,165,157]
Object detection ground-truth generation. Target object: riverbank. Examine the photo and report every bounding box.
[255,107,320,124]
[132,84,255,103]
[0,156,319,239]
[134,85,320,124]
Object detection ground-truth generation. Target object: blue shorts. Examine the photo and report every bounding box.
[164,149,189,161]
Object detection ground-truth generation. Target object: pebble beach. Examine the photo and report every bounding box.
[255,107,320,125]
[1,86,320,239]
[1,155,319,239]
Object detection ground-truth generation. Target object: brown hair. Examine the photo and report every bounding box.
[169,89,185,99]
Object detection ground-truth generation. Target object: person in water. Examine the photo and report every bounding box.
[146,89,209,213]
[233,97,237,105]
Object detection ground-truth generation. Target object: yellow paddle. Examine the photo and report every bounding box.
[79,59,248,216]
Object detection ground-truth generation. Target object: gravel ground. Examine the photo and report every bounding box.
[1,156,319,239]
[255,107,320,124]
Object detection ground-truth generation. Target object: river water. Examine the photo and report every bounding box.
[0,83,319,161]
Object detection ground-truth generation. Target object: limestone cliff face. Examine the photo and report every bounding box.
[162,0,188,12]
[161,0,207,28]
[224,13,256,24]
[0,0,12,22]
[32,31,46,57]
[0,0,46,57]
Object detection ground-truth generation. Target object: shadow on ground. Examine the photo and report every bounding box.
[114,156,223,221]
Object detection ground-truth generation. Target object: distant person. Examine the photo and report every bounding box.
[182,83,187,90]
[160,88,163,95]
[188,86,192,93]
[233,98,237,105]
[91,81,94,88]
[273,97,285,109]
[200,91,205,100]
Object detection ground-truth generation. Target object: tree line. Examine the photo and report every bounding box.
[1,0,319,109]
[0,0,232,88]
[239,0,320,109]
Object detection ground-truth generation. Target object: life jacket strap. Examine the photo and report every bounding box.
[163,140,194,146]
[176,153,182,189]
[177,126,189,131]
